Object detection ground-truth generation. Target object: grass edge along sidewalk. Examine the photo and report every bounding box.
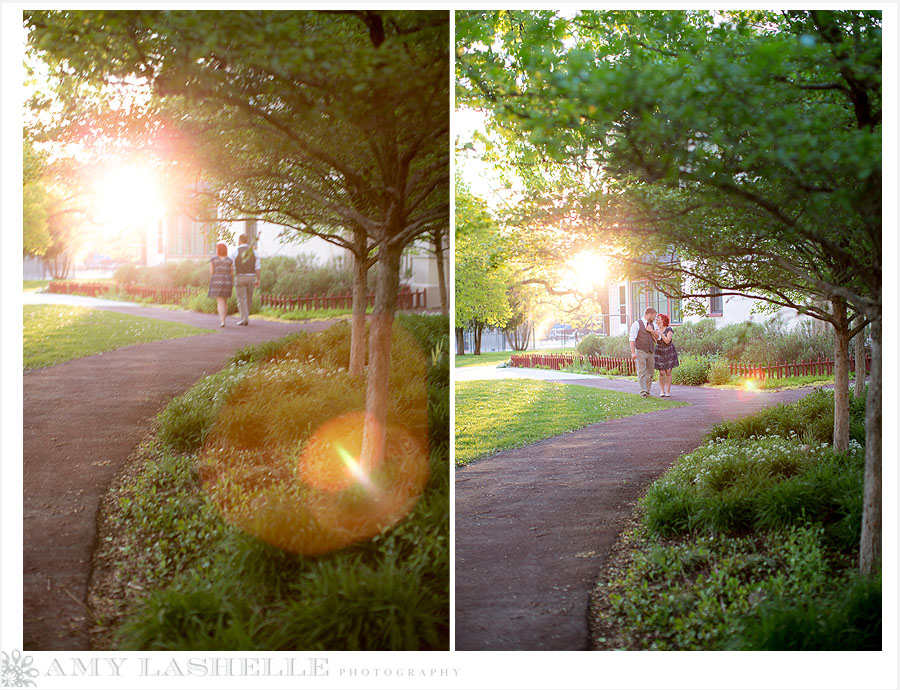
[24,304,214,370]
[455,379,686,466]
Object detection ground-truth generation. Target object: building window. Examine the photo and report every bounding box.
[631,280,682,324]
[710,287,723,316]
[168,214,211,257]
[619,285,628,325]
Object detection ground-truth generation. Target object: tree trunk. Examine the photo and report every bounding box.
[455,327,465,355]
[349,249,369,375]
[831,297,850,453]
[854,323,867,398]
[474,323,483,355]
[47,251,72,280]
[433,229,448,315]
[505,320,531,351]
[859,314,881,575]
[361,242,403,471]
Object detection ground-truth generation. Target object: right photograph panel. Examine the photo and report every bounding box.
[454,9,882,653]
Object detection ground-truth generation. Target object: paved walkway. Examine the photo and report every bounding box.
[455,364,818,650]
[23,294,335,650]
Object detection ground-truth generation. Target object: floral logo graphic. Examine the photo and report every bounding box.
[2,650,39,688]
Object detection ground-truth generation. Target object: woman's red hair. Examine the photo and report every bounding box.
[657,314,670,328]
[216,242,228,257]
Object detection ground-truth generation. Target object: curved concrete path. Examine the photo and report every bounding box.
[23,295,336,650]
[455,365,819,651]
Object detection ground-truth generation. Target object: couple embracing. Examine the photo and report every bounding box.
[629,307,680,398]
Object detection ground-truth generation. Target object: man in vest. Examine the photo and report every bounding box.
[629,307,660,397]
[233,233,260,326]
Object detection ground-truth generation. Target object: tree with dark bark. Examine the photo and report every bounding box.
[27,9,449,468]
[458,9,881,573]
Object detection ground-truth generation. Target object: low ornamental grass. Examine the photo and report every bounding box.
[99,315,449,651]
[593,387,878,651]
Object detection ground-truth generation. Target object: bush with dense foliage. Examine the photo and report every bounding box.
[260,253,376,297]
[114,253,373,298]
[706,358,733,385]
[114,260,209,289]
[576,332,630,358]
[672,318,835,364]
[577,317,839,377]
[671,354,713,386]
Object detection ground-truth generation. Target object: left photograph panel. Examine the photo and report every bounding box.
[21,9,450,651]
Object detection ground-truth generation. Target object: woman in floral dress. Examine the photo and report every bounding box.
[208,242,234,327]
[654,313,679,397]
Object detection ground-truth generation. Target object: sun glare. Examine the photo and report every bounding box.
[566,251,609,293]
[93,164,164,229]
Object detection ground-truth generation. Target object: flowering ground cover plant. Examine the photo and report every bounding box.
[591,388,879,650]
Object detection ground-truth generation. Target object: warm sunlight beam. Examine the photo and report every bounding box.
[566,251,608,293]
[92,163,164,230]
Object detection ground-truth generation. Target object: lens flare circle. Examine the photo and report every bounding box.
[200,412,429,556]
[299,412,381,493]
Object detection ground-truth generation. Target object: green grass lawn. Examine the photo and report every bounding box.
[24,279,51,292]
[24,305,214,370]
[455,379,685,465]
[455,348,575,368]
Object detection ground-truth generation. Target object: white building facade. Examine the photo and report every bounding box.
[605,276,812,337]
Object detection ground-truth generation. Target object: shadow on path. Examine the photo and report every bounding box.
[455,373,817,651]
[23,302,335,650]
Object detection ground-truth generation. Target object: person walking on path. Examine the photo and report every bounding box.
[208,242,234,327]
[654,313,679,397]
[629,307,659,397]
[233,233,260,326]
